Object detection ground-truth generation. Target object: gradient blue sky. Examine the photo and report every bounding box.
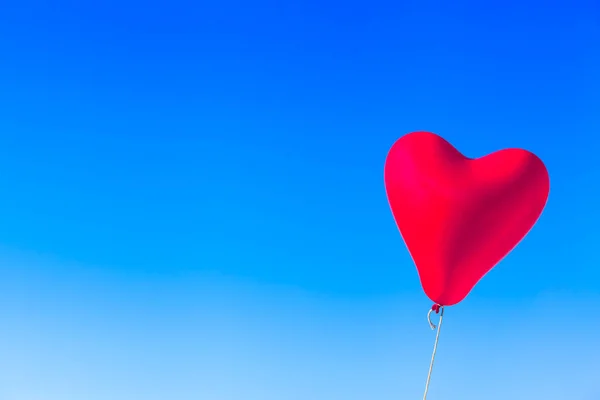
[0,0,599,399]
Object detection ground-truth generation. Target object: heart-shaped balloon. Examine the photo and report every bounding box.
[384,131,549,306]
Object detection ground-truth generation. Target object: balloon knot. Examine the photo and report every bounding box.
[431,304,441,314]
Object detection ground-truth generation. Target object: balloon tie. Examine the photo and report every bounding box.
[423,304,444,399]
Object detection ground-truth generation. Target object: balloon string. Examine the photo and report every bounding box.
[423,304,444,400]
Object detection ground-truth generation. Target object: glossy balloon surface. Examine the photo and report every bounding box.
[384,131,549,306]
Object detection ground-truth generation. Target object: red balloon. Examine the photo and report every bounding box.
[384,131,550,306]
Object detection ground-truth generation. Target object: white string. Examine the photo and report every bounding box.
[423,305,444,400]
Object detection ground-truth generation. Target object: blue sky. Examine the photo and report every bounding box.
[0,0,599,399]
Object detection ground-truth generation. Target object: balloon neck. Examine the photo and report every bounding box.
[431,304,442,314]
